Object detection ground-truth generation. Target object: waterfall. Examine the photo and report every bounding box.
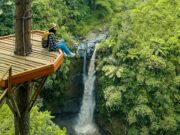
[83,44,87,80]
[75,50,99,135]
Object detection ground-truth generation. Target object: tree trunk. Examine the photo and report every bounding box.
[14,0,32,56]
[14,0,32,134]
[14,83,30,135]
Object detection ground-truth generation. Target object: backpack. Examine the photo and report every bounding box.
[41,32,53,48]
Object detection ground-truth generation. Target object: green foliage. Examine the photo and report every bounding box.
[0,0,116,37]
[95,0,114,14]
[104,86,122,110]
[0,104,66,135]
[32,0,91,35]
[94,0,121,14]
[71,0,120,36]
[0,0,15,35]
[96,0,180,134]
[41,58,83,113]
[0,104,14,135]
[41,59,71,111]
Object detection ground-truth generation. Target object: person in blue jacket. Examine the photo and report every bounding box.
[48,23,75,57]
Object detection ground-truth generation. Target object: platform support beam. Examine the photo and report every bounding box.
[27,76,47,112]
[0,89,8,106]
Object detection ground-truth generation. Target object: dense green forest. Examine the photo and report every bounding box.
[0,0,179,135]
[96,0,180,135]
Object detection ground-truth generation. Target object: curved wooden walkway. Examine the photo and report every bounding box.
[0,30,64,88]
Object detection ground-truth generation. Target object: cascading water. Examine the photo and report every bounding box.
[75,49,100,135]
[53,31,108,135]
[83,43,87,80]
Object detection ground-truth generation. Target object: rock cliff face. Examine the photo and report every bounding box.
[59,28,109,114]
[77,29,108,58]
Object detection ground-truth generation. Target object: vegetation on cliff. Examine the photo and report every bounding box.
[96,0,180,134]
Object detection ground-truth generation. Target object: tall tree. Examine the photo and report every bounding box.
[14,0,32,56]
[14,84,31,135]
[14,0,32,135]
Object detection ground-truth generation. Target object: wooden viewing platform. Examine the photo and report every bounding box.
[0,30,64,88]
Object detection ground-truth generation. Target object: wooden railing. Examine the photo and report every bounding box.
[0,65,12,104]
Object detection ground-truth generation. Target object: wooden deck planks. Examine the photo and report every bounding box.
[0,30,64,88]
[0,50,50,65]
[0,42,58,59]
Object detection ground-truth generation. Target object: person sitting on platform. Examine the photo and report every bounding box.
[48,23,75,57]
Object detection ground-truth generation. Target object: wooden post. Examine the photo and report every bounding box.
[14,0,32,56]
